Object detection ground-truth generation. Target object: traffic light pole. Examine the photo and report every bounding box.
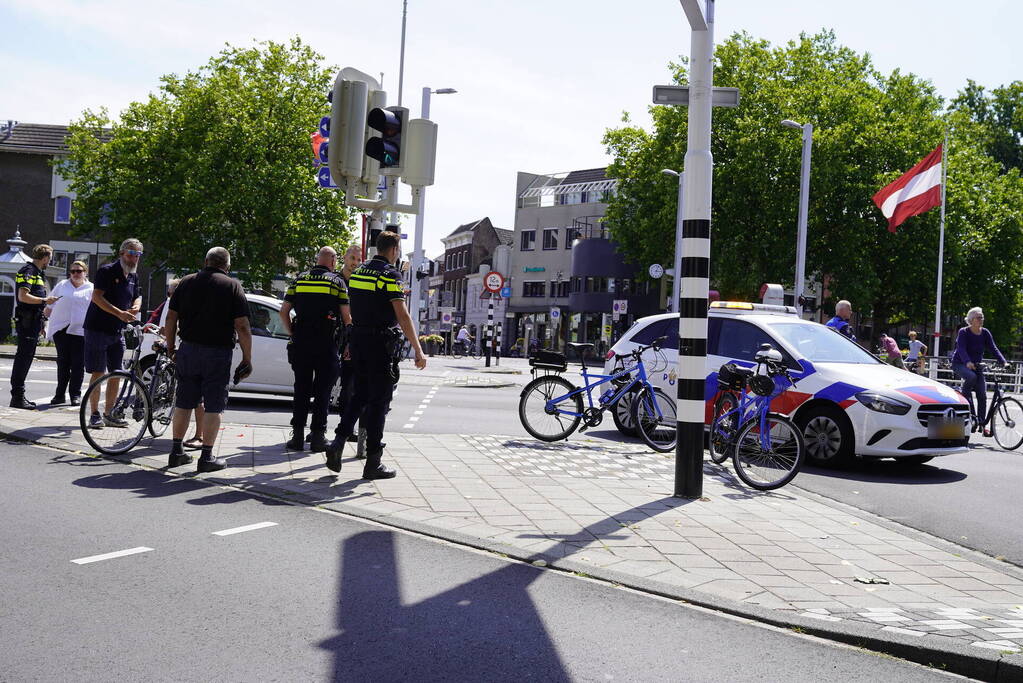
[408,87,432,334]
[675,0,715,500]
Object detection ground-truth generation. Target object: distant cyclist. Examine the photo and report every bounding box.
[825,299,856,342]
[455,325,474,353]
[952,307,1007,437]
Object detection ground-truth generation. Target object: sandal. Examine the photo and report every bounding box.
[183,437,204,450]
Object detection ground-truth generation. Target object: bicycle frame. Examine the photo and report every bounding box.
[544,356,661,421]
[713,370,796,451]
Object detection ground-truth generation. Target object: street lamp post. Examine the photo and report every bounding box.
[408,86,457,331]
[661,169,684,311]
[781,119,813,317]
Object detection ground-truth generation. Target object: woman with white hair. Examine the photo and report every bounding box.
[952,306,1007,436]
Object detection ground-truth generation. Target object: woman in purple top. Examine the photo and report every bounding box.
[952,306,1007,436]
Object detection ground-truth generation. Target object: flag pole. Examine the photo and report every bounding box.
[932,133,949,365]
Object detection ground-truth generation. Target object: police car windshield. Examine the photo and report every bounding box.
[768,322,881,364]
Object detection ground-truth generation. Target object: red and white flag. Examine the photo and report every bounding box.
[872,144,943,233]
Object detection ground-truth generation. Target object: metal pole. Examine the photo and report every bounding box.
[675,0,715,500]
[409,86,430,334]
[485,298,494,367]
[496,320,502,366]
[672,174,684,310]
[397,0,407,106]
[932,135,949,360]
[794,123,812,317]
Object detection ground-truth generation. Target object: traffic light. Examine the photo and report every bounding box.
[365,106,408,175]
[402,118,438,187]
[326,75,369,184]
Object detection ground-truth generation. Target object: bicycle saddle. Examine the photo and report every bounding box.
[567,342,594,351]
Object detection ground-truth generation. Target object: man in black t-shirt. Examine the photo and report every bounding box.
[10,244,58,409]
[164,246,252,473]
[82,239,142,428]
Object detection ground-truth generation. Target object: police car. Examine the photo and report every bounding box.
[605,302,970,466]
[140,293,296,396]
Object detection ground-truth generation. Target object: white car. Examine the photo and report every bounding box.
[140,293,297,396]
[605,302,970,466]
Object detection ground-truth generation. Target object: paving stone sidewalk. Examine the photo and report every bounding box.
[3,403,1023,678]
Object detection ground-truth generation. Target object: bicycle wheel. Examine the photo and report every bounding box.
[632,386,676,453]
[79,372,152,455]
[146,360,177,438]
[733,413,804,490]
[452,344,463,360]
[710,392,739,464]
[518,374,582,441]
[992,396,1023,451]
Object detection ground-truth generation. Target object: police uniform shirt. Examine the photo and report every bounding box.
[15,263,46,317]
[284,265,349,340]
[346,256,405,328]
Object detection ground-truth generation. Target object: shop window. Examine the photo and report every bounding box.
[552,281,570,298]
[522,281,545,297]
[521,230,536,251]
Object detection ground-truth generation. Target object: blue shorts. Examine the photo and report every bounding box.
[84,329,125,374]
[174,341,233,414]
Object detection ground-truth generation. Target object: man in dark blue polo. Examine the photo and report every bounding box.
[83,238,142,429]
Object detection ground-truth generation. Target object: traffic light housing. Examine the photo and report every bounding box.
[327,76,369,183]
[365,106,408,175]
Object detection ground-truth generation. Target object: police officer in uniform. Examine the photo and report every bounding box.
[10,244,58,409]
[279,246,351,453]
[326,230,425,479]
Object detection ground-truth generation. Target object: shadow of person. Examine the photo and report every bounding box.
[320,530,571,682]
[72,467,287,506]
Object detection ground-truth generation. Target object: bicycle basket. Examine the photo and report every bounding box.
[529,349,567,372]
[749,373,775,397]
[717,363,749,391]
[123,324,142,350]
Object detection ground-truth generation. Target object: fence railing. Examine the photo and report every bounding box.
[920,357,1023,395]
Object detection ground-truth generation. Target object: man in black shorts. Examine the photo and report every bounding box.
[165,247,253,473]
[83,238,142,428]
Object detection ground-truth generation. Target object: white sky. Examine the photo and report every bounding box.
[3,0,1019,257]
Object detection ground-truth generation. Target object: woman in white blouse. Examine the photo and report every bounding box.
[44,261,93,405]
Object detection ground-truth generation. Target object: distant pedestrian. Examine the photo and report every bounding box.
[906,330,927,372]
[952,307,1007,437]
[325,230,426,479]
[44,260,92,406]
[825,300,856,342]
[279,246,350,453]
[82,239,143,428]
[10,244,59,409]
[880,331,905,369]
[165,247,252,472]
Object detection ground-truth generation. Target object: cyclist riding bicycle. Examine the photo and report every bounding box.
[455,325,474,353]
[952,306,1007,437]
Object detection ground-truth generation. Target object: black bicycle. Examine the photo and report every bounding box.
[961,363,1023,450]
[452,338,483,360]
[79,322,177,454]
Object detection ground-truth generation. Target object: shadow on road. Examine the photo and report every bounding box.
[71,467,290,506]
[802,459,968,485]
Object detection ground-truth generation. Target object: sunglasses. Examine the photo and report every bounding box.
[125,249,144,256]
[70,269,85,273]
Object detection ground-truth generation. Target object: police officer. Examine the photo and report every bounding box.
[10,244,58,409]
[326,230,425,479]
[279,246,351,453]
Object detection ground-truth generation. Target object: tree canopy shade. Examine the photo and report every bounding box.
[59,38,354,288]
[603,31,1023,346]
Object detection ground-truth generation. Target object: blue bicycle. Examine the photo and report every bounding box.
[709,344,805,490]
[518,337,676,452]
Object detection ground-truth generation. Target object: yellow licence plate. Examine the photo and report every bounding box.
[928,415,965,440]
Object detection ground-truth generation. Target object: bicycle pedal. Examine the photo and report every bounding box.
[578,424,589,434]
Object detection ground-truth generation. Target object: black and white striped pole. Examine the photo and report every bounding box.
[674,0,717,499]
[485,297,494,367]
[496,320,502,366]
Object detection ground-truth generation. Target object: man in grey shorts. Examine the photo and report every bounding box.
[164,247,253,472]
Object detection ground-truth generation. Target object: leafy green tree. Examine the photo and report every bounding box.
[604,31,1023,347]
[59,38,354,288]
[951,80,1023,174]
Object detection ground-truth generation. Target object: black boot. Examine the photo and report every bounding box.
[362,447,396,480]
[308,430,328,453]
[10,395,36,410]
[325,436,345,473]
[197,455,226,473]
[286,428,305,450]
[167,446,192,468]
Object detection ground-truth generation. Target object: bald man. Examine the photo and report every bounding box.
[280,247,351,452]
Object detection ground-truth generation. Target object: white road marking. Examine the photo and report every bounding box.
[72,546,154,564]
[211,521,278,536]
[414,410,424,415]
[403,424,414,429]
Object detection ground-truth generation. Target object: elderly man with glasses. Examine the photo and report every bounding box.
[82,238,143,430]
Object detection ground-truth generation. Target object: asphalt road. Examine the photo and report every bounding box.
[0,441,961,682]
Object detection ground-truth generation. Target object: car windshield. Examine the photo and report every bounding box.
[768,322,882,364]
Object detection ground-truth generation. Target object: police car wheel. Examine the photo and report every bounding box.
[796,404,853,467]
[612,390,638,437]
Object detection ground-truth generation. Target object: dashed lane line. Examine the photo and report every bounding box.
[211,521,278,536]
[404,384,440,429]
[71,546,154,565]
